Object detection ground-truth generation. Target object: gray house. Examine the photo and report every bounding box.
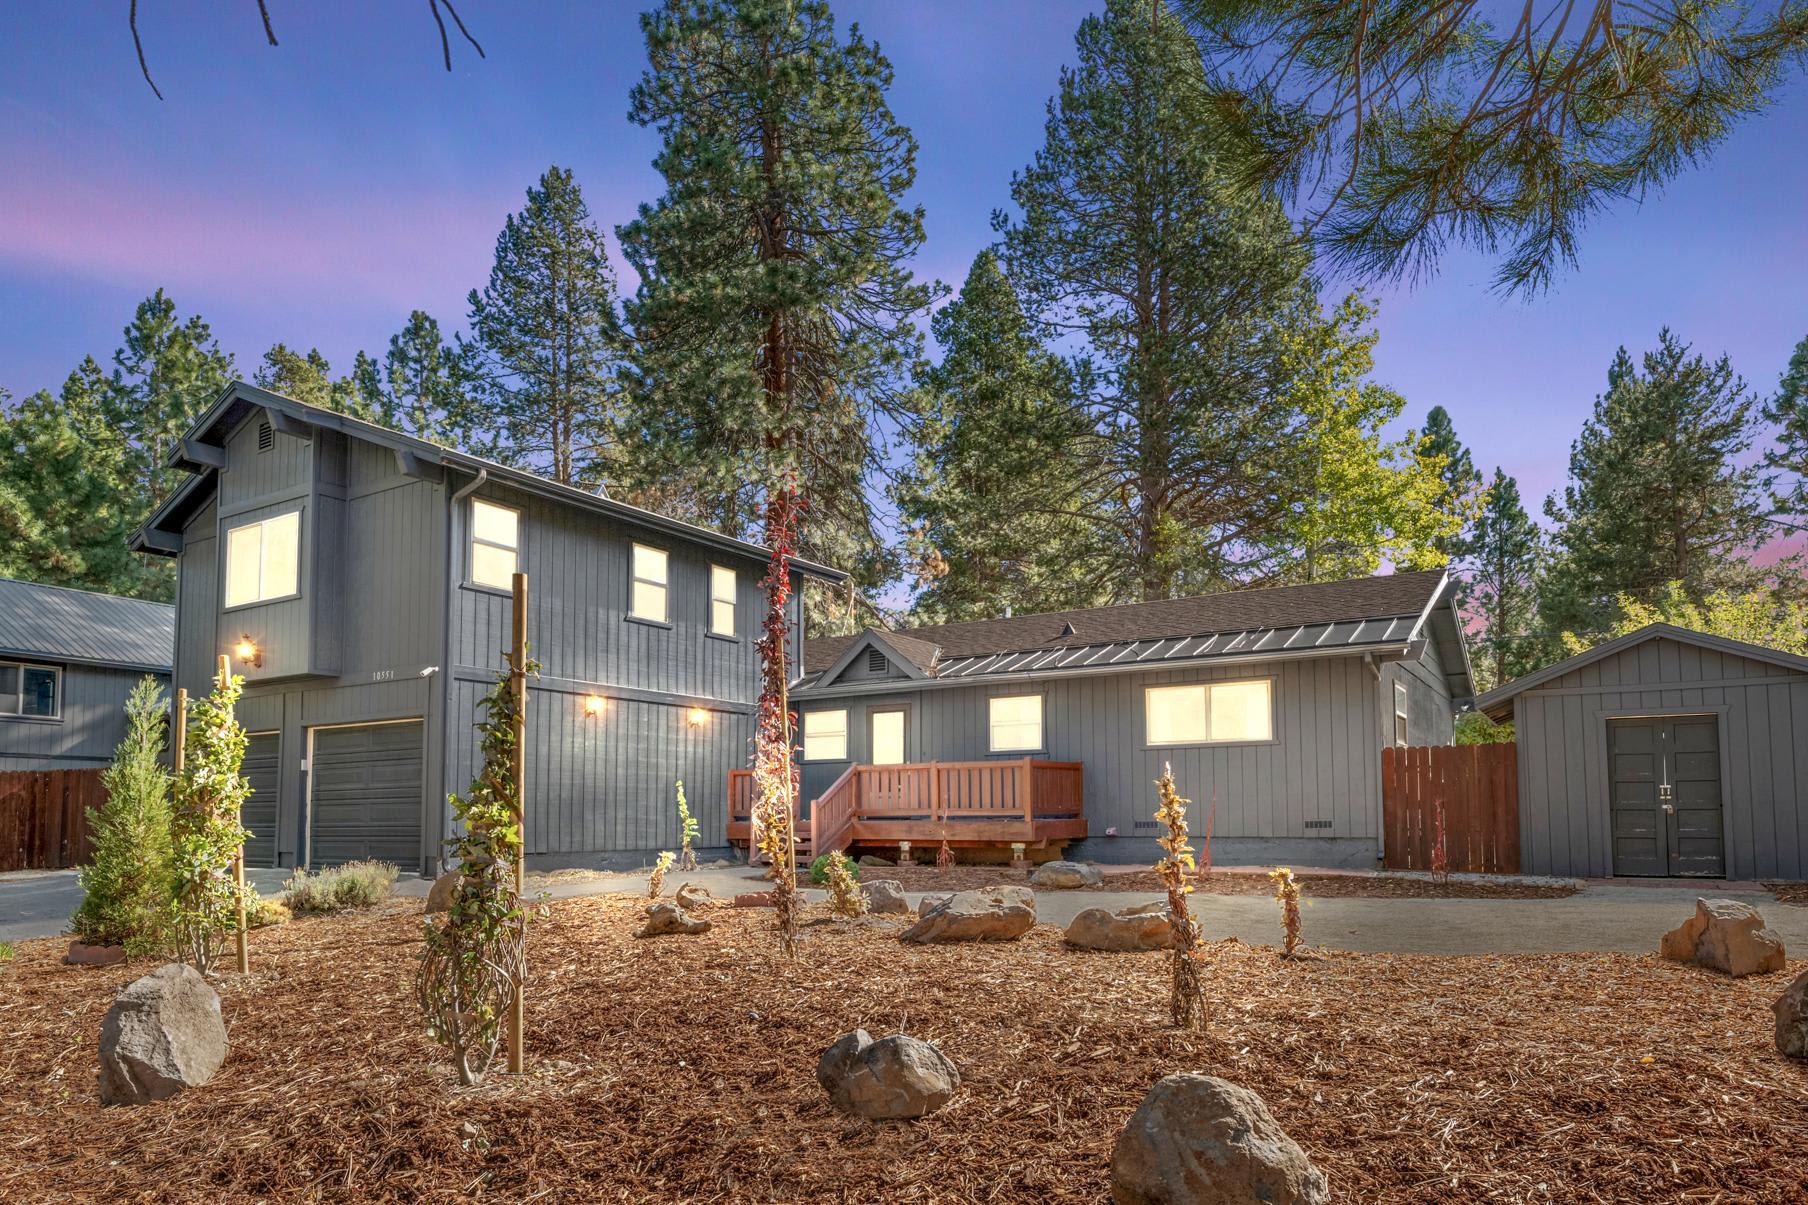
[0,578,173,771]
[1475,623,1808,880]
[787,569,1472,868]
[131,381,844,875]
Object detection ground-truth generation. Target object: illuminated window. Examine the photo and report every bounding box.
[802,709,848,761]
[470,498,519,589]
[710,565,736,636]
[631,544,668,622]
[870,710,906,765]
[224,511,300,606]
[1146,680,1273,745]
[988,695,1043,752]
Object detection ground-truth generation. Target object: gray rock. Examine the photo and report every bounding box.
[917,893,952,916]
[900,886,1035,944]
[1065,905,1176,952]
[857,855,894,868]
[1111,1073,1329,1205]
[1659,898,1786,977]
[861,879,910,915]
[98,964,228,1106]
[824,1034,960,1120]
[1776,968,1808,1060]
[424,871,461,914]
[1031,860,1103,889]
[637,901,712,937]
[816,1028,873,1093]
[675,882,714,912]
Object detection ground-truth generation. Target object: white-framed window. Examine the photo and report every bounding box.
[709,564,736,636]
[630,544,668,622]
[224,510,301,607]
[1145,679,1274,746]
[470,498,519,590]
[0,660,61,719]
[1394,681,1409,747]
[988,694,1044,752]
[802,709,848,761]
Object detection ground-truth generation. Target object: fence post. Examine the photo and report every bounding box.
[508,571,528,1075]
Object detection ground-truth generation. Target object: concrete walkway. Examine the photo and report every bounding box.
[6,865,1804,956]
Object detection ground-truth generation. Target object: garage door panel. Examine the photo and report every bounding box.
[241,733,280,869]
[309,722,423,869]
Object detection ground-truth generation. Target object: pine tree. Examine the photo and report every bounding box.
[102,290,236,513]
[254,343,336,408]
[1464,469,1544,690]
[384,311,477,446]
[619,0,933,597]
[1763,332,1808,525]
[1421,405,1483,558]
[71,677,175,954]
[895,252,1098,622]
[0,388,131,589]
[464,166,625,488]
[1541,330,1775,637]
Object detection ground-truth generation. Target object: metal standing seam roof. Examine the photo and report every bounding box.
[0,578,174,672]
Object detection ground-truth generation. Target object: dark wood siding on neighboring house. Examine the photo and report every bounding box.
[0,665,161,770]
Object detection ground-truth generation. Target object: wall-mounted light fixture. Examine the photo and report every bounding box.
[234,636,263,668]
[686,707,708,728]
[583,694,608,718]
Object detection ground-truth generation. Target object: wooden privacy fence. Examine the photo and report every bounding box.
[1382,743,1519,874]
[0,769,106,872]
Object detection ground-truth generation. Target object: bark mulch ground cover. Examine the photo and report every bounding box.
[1767,881,1808,907]
[2,896,1803,1203]
[849,863,1579,900]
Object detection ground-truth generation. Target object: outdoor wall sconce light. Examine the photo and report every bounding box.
[234,636,263,668]
[583,695,607,718]
[686,707,708,728]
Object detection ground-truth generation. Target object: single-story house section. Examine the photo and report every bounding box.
[787,569,1473,868]
[0,577,174,771]
[1475,623,1808,880]
[131,381,845,876]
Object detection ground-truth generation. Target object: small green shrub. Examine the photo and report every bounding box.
[809,852,860,886]
[0,942,15,963]
[247,897,292,928]
[72,677,176,955]
[282,860,399,914]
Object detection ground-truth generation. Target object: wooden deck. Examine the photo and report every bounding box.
[726,759,1086,857]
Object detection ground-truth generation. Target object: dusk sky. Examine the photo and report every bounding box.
[4,2,1806,515]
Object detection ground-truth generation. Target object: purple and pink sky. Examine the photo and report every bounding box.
[3,2,1806,514]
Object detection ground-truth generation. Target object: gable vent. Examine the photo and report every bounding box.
[866,647,888,673]
[257,421,274,452]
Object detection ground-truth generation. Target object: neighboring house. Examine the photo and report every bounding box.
[131,381,845,875]
[0,578,173,771]
[1475,623,1808,881]
[789,569,1472,868]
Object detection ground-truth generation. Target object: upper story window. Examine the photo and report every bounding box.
[709,565,736,637]
[470,498,519,590]
[1146,679,1273,746]
[1394,681,1409,747]
[0,661,60,719]
[988,694,1044,752]
[802,709,848,761]
[631,544,668,622]
[224,510,301,607]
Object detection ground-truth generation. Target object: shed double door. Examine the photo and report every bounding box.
[1608,716,1724,878]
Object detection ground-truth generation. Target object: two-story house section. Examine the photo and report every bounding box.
[132,381,845,876]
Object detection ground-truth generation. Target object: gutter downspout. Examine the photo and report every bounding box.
[451,466,489,506]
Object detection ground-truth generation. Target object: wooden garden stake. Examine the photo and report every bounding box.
[508,571,528,1073]
[172,688,188,773]
[220,655,250,975]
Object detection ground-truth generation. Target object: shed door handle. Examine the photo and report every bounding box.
[1662,803,1675,815]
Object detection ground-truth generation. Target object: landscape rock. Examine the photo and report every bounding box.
[424,871,461,914]
[97,964,227,1106]
[675,882,714,911]
[733,892,776,908]
[857,855,894,868]
[637,902,712,937]
[861,879,910,915]
[1111,1073,1329,1205]
[1064,904,1176,952]
[65,941,128,967]
[1775,968,1808,1060]
[1031,860,1103,889]
[899,886,1034,944]
[917,893,952,916]
[1658,898,1786,977]
[821,1033,960,1120]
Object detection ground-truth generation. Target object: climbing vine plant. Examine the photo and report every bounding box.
[675,779,699,872]
[170,668,251,976]
[1154,764,1207,1029]
[752,483,804,955]
[417,653,539,1086]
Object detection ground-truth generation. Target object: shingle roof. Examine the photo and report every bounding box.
[805,570,1450,675]
[0,578,174,672]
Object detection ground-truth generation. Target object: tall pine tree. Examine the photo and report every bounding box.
[1763,332,1808,526]
[1464,469,1544,690]
[1422,404,1483,558]
[254,344,336,408]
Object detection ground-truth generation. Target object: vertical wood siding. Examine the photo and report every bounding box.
[0,666,165,770]
[1512,636,1808,878]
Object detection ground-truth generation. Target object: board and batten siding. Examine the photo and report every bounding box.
[0,665,165,770]
[798,654,1388,849]
[1512,635,1808,879]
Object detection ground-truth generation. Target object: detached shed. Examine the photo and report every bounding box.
[1476,624,1808,880]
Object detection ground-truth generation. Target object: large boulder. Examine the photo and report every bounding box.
[819,1031,960,1120]
[861,879,910,915]
[98,964,228,1106]
[917,893,952,916]
[1031,860,1104,889]
[900,886,1035,944]
[1065,904,1177,952]
[1658,898,1786,977]
[637,901,712,937]
[1111,1073,1329,1205]
[1776,968,1808,1060]
[675,882,714,912]
[424,871,461,914]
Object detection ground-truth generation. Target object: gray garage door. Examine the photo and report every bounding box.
[1609,716,1725,878]
[308,721,424,869]
[241,733,281,868]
